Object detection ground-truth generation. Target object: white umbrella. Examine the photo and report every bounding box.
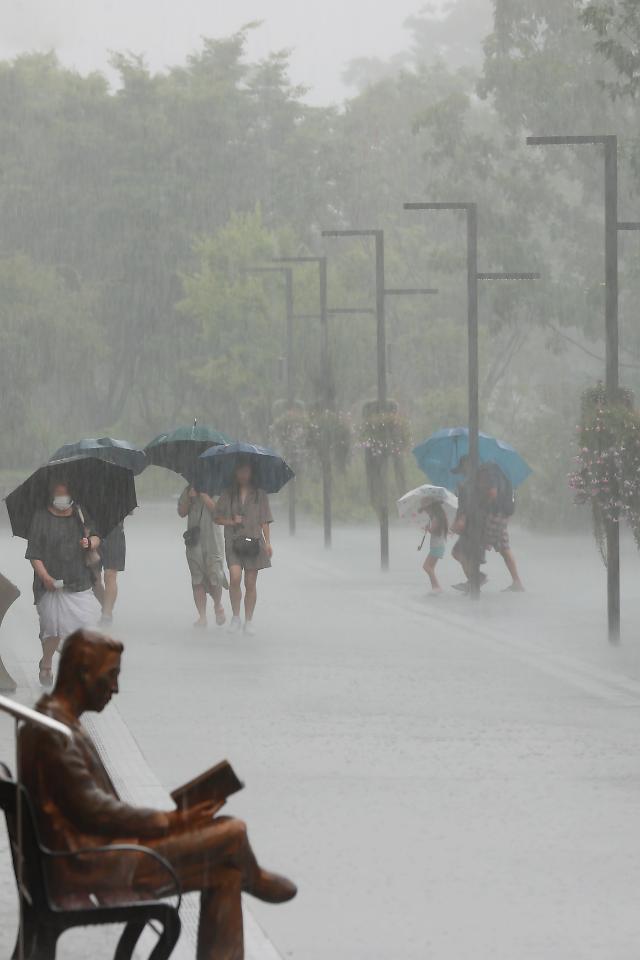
[396,484,458,525]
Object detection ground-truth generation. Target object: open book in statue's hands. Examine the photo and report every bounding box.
[170,760,244,813]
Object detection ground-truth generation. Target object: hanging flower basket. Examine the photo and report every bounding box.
[305,409,352,473]
[568,383,640,561]
[270,409,309,469]
[359,401,411,510]
[358,410,412,459]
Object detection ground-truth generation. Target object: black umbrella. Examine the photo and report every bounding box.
[50,437,147,476]
[4,456,137,540]
[144,421,230,481]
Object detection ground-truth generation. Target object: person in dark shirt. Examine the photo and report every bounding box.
[451,457,524,592]
[451,469,488,591]
[92,520,127,626]
[25,481,101,686]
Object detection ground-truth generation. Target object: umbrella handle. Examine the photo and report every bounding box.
[417,533,426,552]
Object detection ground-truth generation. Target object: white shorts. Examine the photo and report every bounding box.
[36,589,101,641]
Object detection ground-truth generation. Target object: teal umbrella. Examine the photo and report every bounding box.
[144,421,230,480]
[413,428,532,493]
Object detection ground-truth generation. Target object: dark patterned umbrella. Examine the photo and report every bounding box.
[194,442,295,495]
[50,437,147,476]
[5,456,137,540]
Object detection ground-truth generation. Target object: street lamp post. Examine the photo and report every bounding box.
[322,231,389,568]
[272,256,334,548]
[322,229,438,570]
[404,202,539,598]
[245,265,296,535]
[526,134,640,643]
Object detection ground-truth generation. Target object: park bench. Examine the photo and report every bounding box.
[0,763,182,960]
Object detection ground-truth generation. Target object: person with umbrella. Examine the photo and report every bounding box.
[25,479,102,686]
[195,442,293,636]
[421,501,450,594]
[212,455,276,636]
[49,438,146,627]
[452,456,524,593]
[414,429,531,594]
[479,460,524,592]
[5,454,137,685]
[177,485,228,629]
[92,520,127,626]
[397,484,458,594]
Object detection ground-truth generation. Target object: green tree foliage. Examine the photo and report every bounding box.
[178,208,283,440]
[2,5,640,526]
[0,255,99,467]
[581,1,640,98]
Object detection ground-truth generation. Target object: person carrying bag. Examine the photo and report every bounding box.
[214,457,273,637]
[178,486,228,628]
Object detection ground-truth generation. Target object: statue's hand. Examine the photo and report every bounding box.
[168,799,224,832]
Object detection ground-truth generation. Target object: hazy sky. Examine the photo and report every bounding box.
[0,0,445,104]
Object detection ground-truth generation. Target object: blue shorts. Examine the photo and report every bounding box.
[429,545,445,560]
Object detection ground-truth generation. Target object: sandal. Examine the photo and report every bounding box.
[215,608,227,627]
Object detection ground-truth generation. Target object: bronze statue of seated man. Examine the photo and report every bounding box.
[19,629,296,960]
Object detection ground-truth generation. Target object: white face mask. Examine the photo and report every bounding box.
[52,495,73,511]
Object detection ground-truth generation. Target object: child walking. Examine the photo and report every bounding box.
[421,501,449,593]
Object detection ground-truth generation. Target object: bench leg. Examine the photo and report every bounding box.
[11,920,41,960]
[114,919,147,960]
[12,925,57,960]
[148,911,181,960]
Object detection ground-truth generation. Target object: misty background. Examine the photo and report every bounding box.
[1,0,639,532]
[0,0,484,103]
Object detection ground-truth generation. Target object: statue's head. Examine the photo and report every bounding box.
[55,629,123,713]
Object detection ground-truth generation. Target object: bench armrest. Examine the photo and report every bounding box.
[40,842,182,910]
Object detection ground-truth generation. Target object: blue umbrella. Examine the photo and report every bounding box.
[50,437,147,476]
[194,442,295,495]
[413,428,532,492]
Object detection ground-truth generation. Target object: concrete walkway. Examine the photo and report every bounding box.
[2,505,640,959]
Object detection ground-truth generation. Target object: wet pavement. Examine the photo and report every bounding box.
[2,503,640,959]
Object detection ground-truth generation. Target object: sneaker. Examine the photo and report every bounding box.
[244,620,256,637]
[38,660,53,688]
[228,616,242,635]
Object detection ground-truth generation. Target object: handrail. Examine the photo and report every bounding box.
[0,694,72,739]
[42,842,183,911]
